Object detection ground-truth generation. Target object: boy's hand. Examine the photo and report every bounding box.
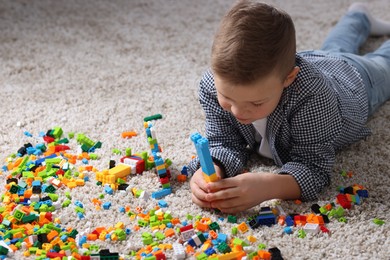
[204,172,269,213]
[204,172,301,214]
[189,165,224,208]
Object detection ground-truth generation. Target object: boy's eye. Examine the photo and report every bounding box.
[252,103,263,107]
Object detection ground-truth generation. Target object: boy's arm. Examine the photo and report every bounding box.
[187,70,254,177]
[276,81,342,201]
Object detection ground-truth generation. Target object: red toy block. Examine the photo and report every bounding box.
[180,224,193,233]
[46,252,66,258]
[336,194,351,209]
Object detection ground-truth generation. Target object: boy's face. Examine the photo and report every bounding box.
[214,73,289,125]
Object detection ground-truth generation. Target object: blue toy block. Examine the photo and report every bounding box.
[32,180,41,187]
[74,201,84,208]
[158,200,168,208]
[256,214,276,227]
[154,157,164,166]
[284,226,293,234]
[357,189,369,198]
[151,188,172,199]
[285,216,294,226]
[77,212,84,219]
[104,185,114,195]
[187,238,196,248]
[102,202,111,210]
[191,132,216,178]
[157,168,167,176]
[217,233,228,243]
[204,247,216,256]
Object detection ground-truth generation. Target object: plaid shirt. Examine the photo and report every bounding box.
[188,53,371,201]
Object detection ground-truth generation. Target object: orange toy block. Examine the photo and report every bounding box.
[121,131,137,138]
[164,228,175,237]
[177,174,187,182]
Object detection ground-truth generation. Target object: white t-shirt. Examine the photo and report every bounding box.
[252,118,273,159]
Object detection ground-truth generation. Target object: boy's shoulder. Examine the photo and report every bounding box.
[289,54,329,94]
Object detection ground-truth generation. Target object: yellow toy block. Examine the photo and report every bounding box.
[218,251,246,260]
[67,181,77,189]
[156,164,166,171]
[108,164,131,178]
[203,172,218,183]
[75,179,85,186]
[247,235,257,243]
[115,222,125,229]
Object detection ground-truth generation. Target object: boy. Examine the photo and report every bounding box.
[187,1,390,214]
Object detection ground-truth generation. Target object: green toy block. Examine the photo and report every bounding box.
[164,158,172,167]
[141,233,154,245]
[208,222,220,231]
[62,199,71,208]
[232,238,248,247]
[112,148,121,155]
[138,220,148,227]
[0,245,9,255]
[126,148,132,157]
[338,217,347,223]
[217,242,231,253]
[68,229,78,238]
[44,185,56,194]
[9,185,19,194]
[56,138,69,144]
[373,218,385,225]
[65,191,72,199]
[196,252,208,260]
[163,212,172,220]
[94,141,102,149]
[144,114,163,122]
[227,215,237,223]
[22,214,39,223]
[52,127,63,139]
[48,193,59,202]
[13,209,25,221]
[297,229,306,238]
[117,178,126,184]
[89,153,99,160]
[155,232,165,240]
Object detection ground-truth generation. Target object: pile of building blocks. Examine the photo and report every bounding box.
[95,115,172,198]
[0,123,375,260]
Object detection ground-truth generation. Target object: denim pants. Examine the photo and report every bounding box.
[319,12,390,117]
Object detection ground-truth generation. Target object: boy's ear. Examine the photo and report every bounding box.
[283,66,300,88]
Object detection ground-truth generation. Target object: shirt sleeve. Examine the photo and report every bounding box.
[187,70,252,177]
[277,80,342,201]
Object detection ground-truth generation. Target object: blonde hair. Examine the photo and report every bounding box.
[211,0,296,85]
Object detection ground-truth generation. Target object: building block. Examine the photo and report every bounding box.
[190,132,217,182]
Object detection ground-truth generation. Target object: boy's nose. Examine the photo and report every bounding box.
[230,106,249,120]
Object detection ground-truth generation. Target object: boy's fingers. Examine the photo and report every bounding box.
[207,178,237,192]
[191,193,212,208]
[206,186,239,201]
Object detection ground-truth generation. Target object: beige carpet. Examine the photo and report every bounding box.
[0,0,389,259]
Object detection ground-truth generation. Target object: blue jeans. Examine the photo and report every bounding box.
[320,12,390,117]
